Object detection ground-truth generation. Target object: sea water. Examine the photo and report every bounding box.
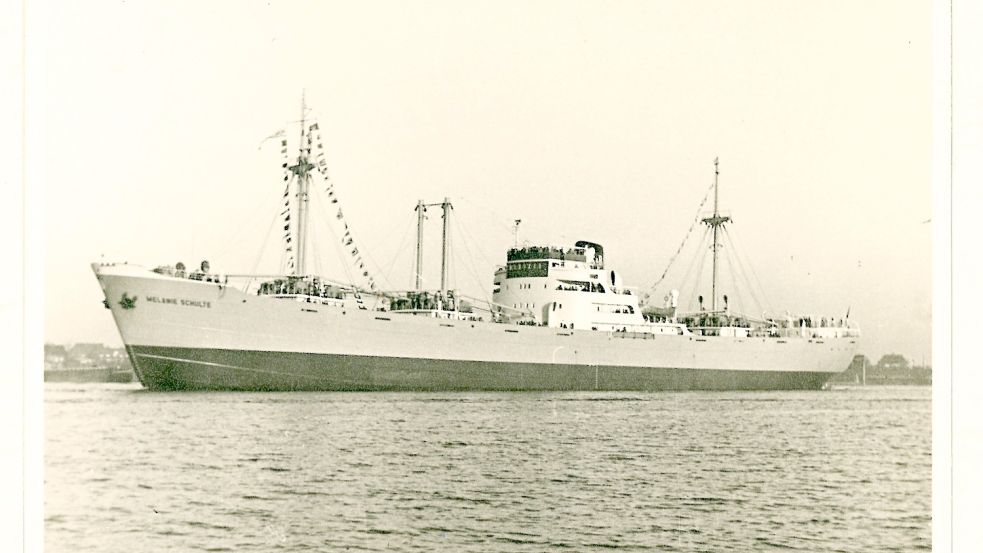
[45,384,930,552]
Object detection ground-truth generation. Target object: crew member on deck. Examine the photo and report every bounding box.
[190,260,210,281]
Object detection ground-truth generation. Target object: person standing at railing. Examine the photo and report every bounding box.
[189,260,209,281]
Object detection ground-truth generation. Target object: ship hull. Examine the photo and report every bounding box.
[94,264,858,392]
[127,344,834,391]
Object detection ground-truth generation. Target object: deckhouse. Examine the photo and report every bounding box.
[492,240,677,333]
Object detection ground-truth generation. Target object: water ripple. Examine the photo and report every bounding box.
[45,383,930,553]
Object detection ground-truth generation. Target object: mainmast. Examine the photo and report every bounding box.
[440,197,453,295]
[414,200,425,290]
[288,92,315,275]
[701,157,731,312]
[412,198,454,297]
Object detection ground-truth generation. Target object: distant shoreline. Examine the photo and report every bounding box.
[44,367,133,384]
[830,381,932,387]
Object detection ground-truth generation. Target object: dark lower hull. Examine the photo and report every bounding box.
[126,345,835,391]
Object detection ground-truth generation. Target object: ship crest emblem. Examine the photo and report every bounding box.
[119,292,137,310]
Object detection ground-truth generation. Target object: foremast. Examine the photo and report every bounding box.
[701,157,731,312]
[288,93,316,276]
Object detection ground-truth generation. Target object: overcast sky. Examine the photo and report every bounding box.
[34,0,931,363]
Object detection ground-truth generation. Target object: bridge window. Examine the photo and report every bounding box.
[507,261,548,279]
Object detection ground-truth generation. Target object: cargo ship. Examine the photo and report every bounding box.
[93,101,859,391]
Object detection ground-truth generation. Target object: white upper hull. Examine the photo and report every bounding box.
[94,264,859,389]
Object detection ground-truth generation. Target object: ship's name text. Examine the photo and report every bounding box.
[146,296,212,308]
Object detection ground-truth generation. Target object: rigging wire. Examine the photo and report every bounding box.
[721,236,748,314]
[683,229,711,312]
[455,194,579,251]
[348,219,398,290]
[311,213,325,278]
[723,226,775,315]
[310,182,356,285]
[724,232,762,311]
[333,202,421,292]
[722,226,773,315]
[451,247,460,292]
[373,214,417,290]
[275,173,298,274]
[304,183,320,276]
[308,164,385,289]
[306,181,325,278]
[407,243,419,290]
[379,216,418,283]
[726,238,762,315]
[281,172,299,274]
[649,181,716,293]
[456,195,529,237]
[668,225,709,310]
[303,121,379,290]
[453,205,504,271]
[210,176,285,265]
[446,218,456,291]
[251,204,283,276]
[452,215,494,302]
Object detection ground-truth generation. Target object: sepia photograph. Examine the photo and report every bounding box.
[9,0,969,550]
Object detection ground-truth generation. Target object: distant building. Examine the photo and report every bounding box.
[870,353,930,385]
[44,344,68,371]
[44,344,68,359]
[829,353,930,385]
[44,343,132,372]
[44,343,134,382]
[876,353,910,372]
[70,342,111,357]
